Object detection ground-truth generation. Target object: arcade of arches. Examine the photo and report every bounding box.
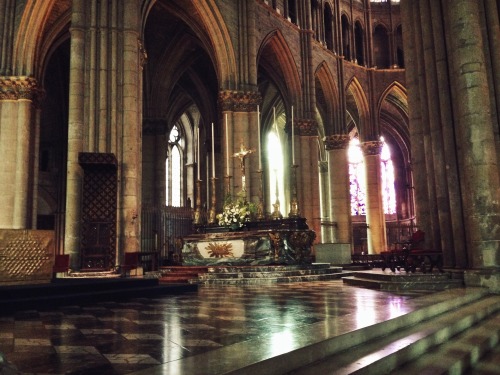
[0,0,498,290]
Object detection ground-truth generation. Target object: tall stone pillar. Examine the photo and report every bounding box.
[295,119,320,238]
[64,0,86,269]
[0,76,38,229]
[325,135,351,244]
[120,0,143,255]
[362,140,387,254]
[444,0,500,280]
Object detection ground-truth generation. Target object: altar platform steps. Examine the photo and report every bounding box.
[285,288,500,375]
[342,269,464,291]
[158,264,352,285]
[0,277,197,314]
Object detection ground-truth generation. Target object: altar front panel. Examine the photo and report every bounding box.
[181,228,315,266]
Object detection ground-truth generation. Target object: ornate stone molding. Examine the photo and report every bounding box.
[361,140,383,156]
[295,119,318,136]
[0,76,39,101]
[324,134,350,150]
[218,90,261,112]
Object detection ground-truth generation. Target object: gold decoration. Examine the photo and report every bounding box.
[206,242,234,258]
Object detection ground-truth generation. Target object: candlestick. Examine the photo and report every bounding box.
[225,113,229,175]
[291,105,295,165]
[257,105,261,170]
[211,122,215,178]
[197,126,200,178]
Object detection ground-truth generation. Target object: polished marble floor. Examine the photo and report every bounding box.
[0,280,440,374]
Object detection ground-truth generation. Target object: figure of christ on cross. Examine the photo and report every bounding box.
[233,141,255,193]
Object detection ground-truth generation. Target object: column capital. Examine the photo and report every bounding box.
[218,90,261,112]
[361,140,383,156]
[295,118,318,136]
[0,76,40,101]
[324,134,350,150]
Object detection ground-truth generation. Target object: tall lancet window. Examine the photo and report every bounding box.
[380,137,396,214]
[348,137,367,215]
[348,136,396,215]
[166,125,182,207]
[267,125,285,214]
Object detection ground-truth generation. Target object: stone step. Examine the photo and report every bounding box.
[153,288,490,375]
[285,291,500,375]
[342,270,464,291]
[389,312,500,374]
[197,267,343,280]
[198,271,351,285]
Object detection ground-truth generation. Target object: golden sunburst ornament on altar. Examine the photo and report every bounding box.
[206,242,234,258]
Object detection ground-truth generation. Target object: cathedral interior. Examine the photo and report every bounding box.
[0,0,499,374]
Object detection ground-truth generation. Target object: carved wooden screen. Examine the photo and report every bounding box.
[78,153,117,271]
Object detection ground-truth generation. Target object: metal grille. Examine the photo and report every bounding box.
[141,205,194,265]
[79,153,117,271]
[0,229,54,283]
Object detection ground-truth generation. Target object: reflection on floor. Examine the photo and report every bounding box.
[0,280,439,374]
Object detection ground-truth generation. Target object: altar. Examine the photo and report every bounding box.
[181,218,316,266]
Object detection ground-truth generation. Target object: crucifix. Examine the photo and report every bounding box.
[233,141,254,196]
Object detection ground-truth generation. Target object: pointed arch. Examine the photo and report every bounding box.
[345,77,369,139]
[258,29,302,105]
[314,61,339,136]
[13,0,71,77]
[142,0,237,89]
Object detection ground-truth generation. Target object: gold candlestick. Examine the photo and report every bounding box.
[256,169,265,220]
[289,164,300,217]
[193,179,203,225]
[208,177,217,224]
[271,171,282,220]
[224,174,232,198]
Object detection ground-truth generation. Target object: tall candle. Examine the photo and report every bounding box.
[225,113,229,175]
[291,105,295,165]
[197,126,200,178]
[257,105,261,170]
[211,122,215,178]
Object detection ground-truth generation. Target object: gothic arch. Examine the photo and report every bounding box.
[258,29,302,106]
[142,0,237,89]
[345,77,369,139]
[314,61,339,136]
[13,0,71,78]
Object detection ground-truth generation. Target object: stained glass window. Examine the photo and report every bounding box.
[348,137,396,215]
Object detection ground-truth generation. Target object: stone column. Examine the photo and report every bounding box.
[444,0,500,274]
[319,160,333,243]
[325,135,351,244]
[65,0,86,269]
[0,76,38,229]
[295,119,320,237]
[120,0,143,255]
[361,140,387,254]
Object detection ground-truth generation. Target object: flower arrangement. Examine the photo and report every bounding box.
[216,193,255,228]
